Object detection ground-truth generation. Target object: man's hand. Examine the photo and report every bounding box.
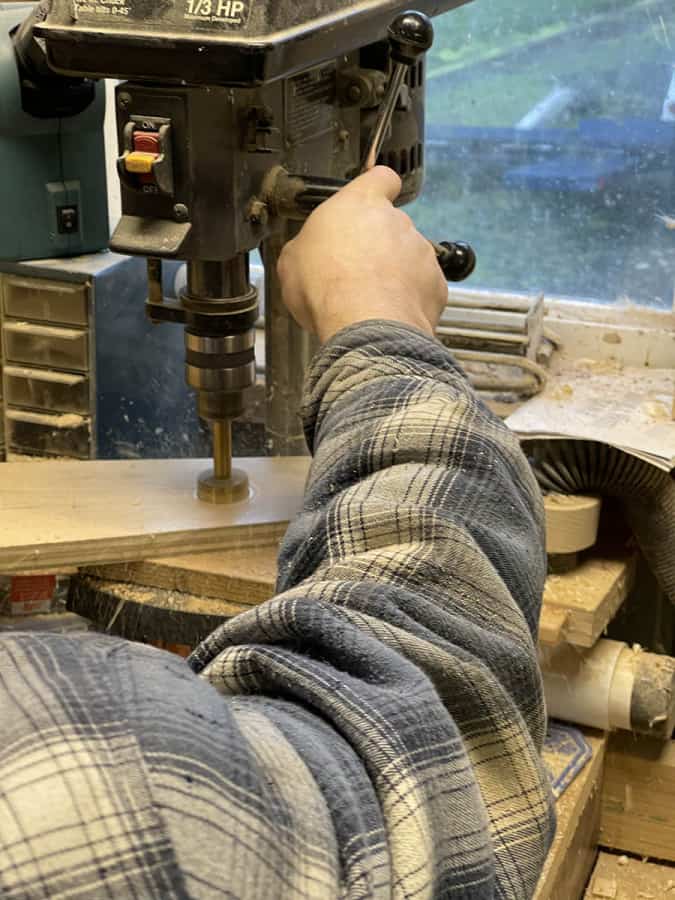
[277,166,448,344]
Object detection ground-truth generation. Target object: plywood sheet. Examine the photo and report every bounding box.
[0,457,311,572]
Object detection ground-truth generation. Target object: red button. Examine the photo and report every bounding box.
[133,131,160,154]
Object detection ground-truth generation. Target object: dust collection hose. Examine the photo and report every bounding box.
[525,439,675,604]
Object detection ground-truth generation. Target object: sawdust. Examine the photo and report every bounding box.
[642,400,670,420]
[573,357,624,375]
[549,383,574,401]
[4,409,86,428]
[5,453,78,463]
[89,578,250,619]
[587,852,675,899]
[543,557,628,612]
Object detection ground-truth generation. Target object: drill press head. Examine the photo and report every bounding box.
[32,0,472,501]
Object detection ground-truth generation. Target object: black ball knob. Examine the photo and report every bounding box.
[437,241,477,282]
[388,11,434,65]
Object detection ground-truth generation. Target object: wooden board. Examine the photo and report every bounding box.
[585,851,675,899]
[85,544,279,605]
[540,556,635,648]
[538,605,569,645]
[600,734,675,863]
[0,457,310,573]
[70,575,252,650]
[534,730,607,900]
[544,494,602,555]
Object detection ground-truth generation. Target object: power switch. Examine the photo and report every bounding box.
[57,205,79,234]
[117,120,174,196]
[125,130,161,176]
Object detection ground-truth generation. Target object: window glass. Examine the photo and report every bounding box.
[411,0,675,307]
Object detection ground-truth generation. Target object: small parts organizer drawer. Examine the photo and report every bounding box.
[1,273,93,459]
[2,276,88,327]
[3,366,89,415]
[2,321,89,372]
[4,409,91,459]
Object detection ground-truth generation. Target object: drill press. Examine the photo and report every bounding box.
[28,0,474,502]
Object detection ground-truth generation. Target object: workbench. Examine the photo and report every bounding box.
[1,458,674,897]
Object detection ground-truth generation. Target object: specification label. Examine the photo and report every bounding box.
[74,0,251,27]
[75,0,130,17]
[183,0,250,27]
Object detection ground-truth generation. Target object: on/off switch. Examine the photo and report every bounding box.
[124,130,161,176]
[117,118,173,196]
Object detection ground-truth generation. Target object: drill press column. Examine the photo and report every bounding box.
[182,257,257,503]
[264,224,318,456]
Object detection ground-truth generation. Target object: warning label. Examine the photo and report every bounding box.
[183,0,250,27]
[286,63,337,144]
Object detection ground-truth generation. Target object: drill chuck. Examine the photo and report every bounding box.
[185,329,256,414]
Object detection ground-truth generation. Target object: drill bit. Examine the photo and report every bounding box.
[197,418,248,504]
[211,419,231,481]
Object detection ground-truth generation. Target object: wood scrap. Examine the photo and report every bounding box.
[534,729,606,900]
[84,544,279,606]
[600,734,675,863]
[540,555,635,648]
[585,851,675,899]
[538,605,569,645]
[0,456,310,572]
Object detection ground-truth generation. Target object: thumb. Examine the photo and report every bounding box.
[341,165,402,203]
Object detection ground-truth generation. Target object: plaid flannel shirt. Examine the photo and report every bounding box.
[0,322,555,899]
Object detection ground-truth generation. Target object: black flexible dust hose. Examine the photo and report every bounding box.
[524,439,675,604]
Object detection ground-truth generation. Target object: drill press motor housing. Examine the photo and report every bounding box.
[31,0,472,500]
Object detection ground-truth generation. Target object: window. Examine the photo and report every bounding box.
[411,0,675,308]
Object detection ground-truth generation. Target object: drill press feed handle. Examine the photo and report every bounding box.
[361,11,434,173]
[388,10,435,65]
[263,168,477,283]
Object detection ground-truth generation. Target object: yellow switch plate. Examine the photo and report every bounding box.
[124,151,157,174]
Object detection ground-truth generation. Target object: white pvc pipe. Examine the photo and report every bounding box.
[541,639,635,731]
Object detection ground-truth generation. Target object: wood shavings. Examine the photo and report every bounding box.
[591,876,617,898]
[642,400,670,420]
[586,851,675,900]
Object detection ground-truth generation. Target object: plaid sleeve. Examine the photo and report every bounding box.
[191,321,555,898]
[0,321,554,900]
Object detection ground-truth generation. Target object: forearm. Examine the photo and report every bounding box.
[190,321,555,898]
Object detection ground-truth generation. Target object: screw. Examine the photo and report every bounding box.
[118,92,132,109]
[173,203,189,222]
[247,199,269,227]
[347,83,363,103]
